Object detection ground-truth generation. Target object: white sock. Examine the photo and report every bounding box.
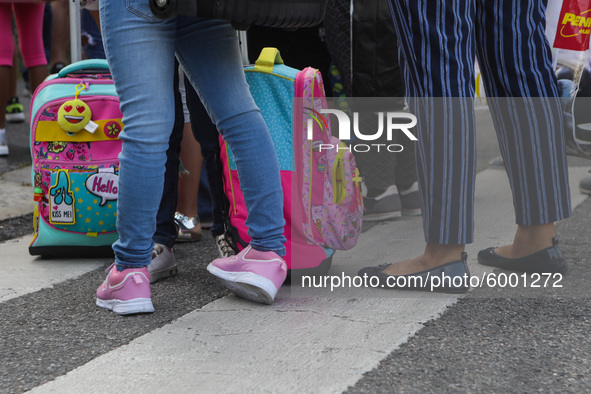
[399,182,419,196]
[0,129,7,155]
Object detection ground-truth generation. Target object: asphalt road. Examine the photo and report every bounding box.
[348,197,591,394]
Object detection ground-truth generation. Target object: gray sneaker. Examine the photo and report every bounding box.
[580,174,591,195]
[148,243,178,283]
[399,182,422,216]
[363,185,402,221]
[216,234,236,258]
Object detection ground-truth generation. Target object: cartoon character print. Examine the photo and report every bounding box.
[40,107,57,121]
[47,141,68,154]
[37,163,115,224]
[47,141,71,161]
[316,152,327,176]
[37,141,90,162]
[37,168,54,220]
[48,169,76,224]
[74,142,90,161]
[298,68,363,250]
[36,146,48,160]
[310,205,325,242]
[34,171,43,190]
[314,218,322,235]
[314,148,363,249]
[346,210,362,243]
[347,209,359,230]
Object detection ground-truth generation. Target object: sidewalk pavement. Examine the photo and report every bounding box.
[0,166,34,221]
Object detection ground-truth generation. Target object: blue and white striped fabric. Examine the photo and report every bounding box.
[386,0,571,244]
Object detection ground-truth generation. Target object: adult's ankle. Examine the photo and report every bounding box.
[512,224,555,254]
[423,242,465,266]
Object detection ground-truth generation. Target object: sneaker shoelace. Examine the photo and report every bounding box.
[216,235,235,257]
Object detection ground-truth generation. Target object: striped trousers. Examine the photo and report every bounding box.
[386,0,571,244]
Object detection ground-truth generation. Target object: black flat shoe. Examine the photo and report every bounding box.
[358,252,470,293]
[477,237,566,273]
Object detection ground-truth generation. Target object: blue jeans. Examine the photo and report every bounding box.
[100,0,286,268]
[153,63,184,249]
[184,74,227,237]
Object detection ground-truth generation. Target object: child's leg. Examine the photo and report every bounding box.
[100,0,177,269]
[94,0,178,315]
[176,18,287,303]
[176,18,286,256]
[13,3,48,93]
[0,4,14,132]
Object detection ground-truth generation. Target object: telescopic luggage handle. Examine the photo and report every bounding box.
[56,59,111,78]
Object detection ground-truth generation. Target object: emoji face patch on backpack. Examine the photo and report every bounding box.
[57,84,99,133]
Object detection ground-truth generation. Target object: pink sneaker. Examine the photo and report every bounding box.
[207,245,287,305]
[96,264,155,315]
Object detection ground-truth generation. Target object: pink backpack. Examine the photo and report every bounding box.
[29,59,122,257]
[294,67,363,251]
[220,48,362,271]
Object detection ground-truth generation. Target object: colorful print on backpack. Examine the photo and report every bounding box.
[220,48,362,273]
[296,68,363,251]
[29,59,123,257]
